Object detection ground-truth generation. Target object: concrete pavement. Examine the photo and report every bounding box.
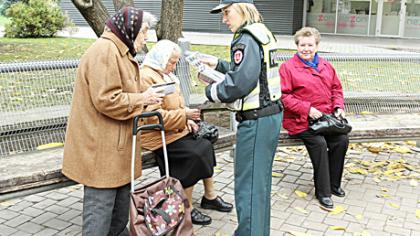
[54,26,420,54]
[1,25,420,236]
[0,144,419,236]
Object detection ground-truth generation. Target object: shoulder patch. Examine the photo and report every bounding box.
[233,49,244,65]
[232,43,246,65]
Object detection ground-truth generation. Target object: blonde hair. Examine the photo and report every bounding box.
[231,3,263,26]
[294,27,321,45]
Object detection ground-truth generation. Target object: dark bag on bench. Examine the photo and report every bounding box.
[309,113,352,135]
[192,121,219,144]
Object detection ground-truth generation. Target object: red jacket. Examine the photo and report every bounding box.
[280,54,344,135]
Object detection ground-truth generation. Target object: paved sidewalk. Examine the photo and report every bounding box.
[0,144,419,236]
[53,27,420,54]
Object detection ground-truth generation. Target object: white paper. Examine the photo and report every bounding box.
[152,82,176,96]
[185,51,224,84]
[185,51,242,111]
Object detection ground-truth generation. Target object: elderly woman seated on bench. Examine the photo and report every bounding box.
[280,27,349,209]
[139,40,233,225]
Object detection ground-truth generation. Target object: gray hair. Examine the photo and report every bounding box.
[143,11,157,29]
[294,27,321,45]
[142,39,181,72]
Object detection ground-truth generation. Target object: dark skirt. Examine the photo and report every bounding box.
[153,133,216,188]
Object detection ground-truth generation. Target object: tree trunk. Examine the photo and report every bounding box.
[71,0,109,37]
[156,0,184,42]
[112,0,134,11]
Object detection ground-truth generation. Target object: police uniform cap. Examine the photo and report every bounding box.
[210,0,254,14]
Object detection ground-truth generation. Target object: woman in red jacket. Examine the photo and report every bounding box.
[279,27,349,209]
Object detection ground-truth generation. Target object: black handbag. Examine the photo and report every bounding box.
[192,121,219,144]
[308,113,352,135]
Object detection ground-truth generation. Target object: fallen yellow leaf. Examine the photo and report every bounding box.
[36,142,64,150]
[416,209,420,219]
[354,230,371,236]
[388,203,400,209]
[393,146,412,154]
[355,214,363,220]
[214,166,222,173]
[329,226,346,231]
[294,190,308,198]
[294,206,309,214]
[0,201,16,207]
[376,193,391,198]
[381,187,389,192]
[348,167,368,175]
[214,232,221,236]
[274,156,282,161]
[360,111,373,115]
[272,172,283,177]
[330,205,345,215]
[405,140,416,146]
[288,231,311,236]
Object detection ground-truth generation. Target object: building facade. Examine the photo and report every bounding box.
[306,0,420,38]
[61,0,420,39]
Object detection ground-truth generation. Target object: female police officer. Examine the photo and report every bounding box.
[202,1,283,235]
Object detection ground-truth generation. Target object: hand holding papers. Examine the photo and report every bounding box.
[185,51,243,111]
[185,51,224,85]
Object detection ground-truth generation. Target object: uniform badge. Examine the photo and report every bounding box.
[233,49,244,65]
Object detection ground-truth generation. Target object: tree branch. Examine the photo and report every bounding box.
[72,0,93,9]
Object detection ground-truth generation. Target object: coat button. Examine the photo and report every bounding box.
[128,106,133,112]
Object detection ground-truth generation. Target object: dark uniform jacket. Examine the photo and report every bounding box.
[205,29,262,105]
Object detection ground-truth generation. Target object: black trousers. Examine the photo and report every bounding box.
[296,130,349,198]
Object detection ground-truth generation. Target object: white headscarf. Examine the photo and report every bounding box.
[142,39,181,75]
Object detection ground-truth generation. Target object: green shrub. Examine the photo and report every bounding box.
[5,0,66,38]
[0,0,20,16]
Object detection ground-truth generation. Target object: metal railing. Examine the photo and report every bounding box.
[1,51,420,156]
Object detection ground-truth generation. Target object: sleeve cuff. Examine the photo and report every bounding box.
[210,83,221,103]
[205,85,214,102]
[127,93,144,113]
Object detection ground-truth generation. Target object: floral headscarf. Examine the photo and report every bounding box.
[106,7,143,57]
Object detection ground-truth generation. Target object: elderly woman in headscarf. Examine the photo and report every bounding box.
[62,7,162,236]
[139,39,233,226]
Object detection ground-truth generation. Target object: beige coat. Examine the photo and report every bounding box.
[139,66,189,150]
[62,31,148,188]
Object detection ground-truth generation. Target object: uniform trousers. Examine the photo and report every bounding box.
[234,112,282,236]
[82,184,130,236]
[296,130,349,197]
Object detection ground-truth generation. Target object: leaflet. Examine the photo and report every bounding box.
[185,51,242,111]
[185,51,224,84]
[151,81,176,96]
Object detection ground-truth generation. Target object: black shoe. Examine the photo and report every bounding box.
[318,197,334,209]
[191,208,212,225]
[200,196,233,212]
[331,187,345,197]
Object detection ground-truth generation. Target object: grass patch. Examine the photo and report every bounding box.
[0,37,96,61]
[0,15,10,26]
[0,37,419,111]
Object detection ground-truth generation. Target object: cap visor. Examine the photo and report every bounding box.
[210,4,230,14]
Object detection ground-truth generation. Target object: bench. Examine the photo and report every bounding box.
[1,52,420,201]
